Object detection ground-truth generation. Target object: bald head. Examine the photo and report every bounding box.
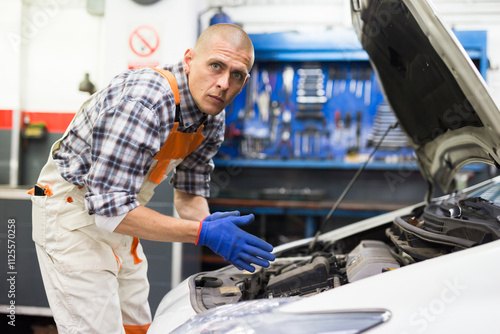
[195,24,255,71]
[183,24,254,116]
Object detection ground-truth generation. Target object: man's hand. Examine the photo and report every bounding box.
[196,211,275,272]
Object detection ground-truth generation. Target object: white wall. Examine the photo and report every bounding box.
[202,0,351,33]
[20,0,102,111]
[103,0,208,82]
[0,0,22,111]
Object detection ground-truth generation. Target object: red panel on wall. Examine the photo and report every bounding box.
[0,110,13,130]
[0,110,76,133]
[23,112,76,133]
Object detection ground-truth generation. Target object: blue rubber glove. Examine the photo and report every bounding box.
[196,211,275,272]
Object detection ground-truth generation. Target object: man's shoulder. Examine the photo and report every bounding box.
[106,67,176,108]
[157,61,182,73]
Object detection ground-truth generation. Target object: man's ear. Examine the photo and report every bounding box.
[183,48,194,74]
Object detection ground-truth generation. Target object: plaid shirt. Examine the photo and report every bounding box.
[53,61,225,217]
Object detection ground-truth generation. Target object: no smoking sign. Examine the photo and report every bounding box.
[128,25,161,69]
[129,25,159,57]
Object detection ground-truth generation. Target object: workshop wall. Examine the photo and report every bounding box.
[0,0,208,317]
[1,0,208,186]
[0,1,22,185]
[2,0,500,186]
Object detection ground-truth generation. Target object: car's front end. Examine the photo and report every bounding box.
[149,177,500,333]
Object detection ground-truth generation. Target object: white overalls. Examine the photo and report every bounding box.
[31,69,205,334]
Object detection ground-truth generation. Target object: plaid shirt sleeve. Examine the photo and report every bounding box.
[170,112,225,197]
[84,98,159,217]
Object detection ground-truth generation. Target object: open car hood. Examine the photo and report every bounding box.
[351,0,500,197]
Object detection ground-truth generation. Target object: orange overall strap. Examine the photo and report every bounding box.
[148,122,179,185]
[151,68,180,105]
[123,324,151,334]
[131,237,143,264]
[148,126,206,184]
[146,68,206,185]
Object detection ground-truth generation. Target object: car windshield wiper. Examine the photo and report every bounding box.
[308,121,400,253]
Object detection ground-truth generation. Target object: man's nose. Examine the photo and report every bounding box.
[216,72,230,90]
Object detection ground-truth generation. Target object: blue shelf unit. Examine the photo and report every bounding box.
[214,29,489,170]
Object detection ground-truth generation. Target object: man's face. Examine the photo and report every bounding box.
[183,39,252,116]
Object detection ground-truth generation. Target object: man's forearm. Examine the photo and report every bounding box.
[114,205,199,243]
[113,190,210,242]
[174,189,210,221]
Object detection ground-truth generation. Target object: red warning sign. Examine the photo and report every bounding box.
[129,26,160,57]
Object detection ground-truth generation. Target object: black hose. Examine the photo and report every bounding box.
[308,121,399,252]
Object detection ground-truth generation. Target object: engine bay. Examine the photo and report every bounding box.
[189,193,500,313]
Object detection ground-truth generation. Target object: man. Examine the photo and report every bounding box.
[30,24,275,334]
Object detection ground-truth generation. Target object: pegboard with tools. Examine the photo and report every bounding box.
[221,61,384,161]
[216,30,488,166]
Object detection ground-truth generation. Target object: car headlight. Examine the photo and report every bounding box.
[171,298,391,334]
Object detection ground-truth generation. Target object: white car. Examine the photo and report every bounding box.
[148,0,500,333]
